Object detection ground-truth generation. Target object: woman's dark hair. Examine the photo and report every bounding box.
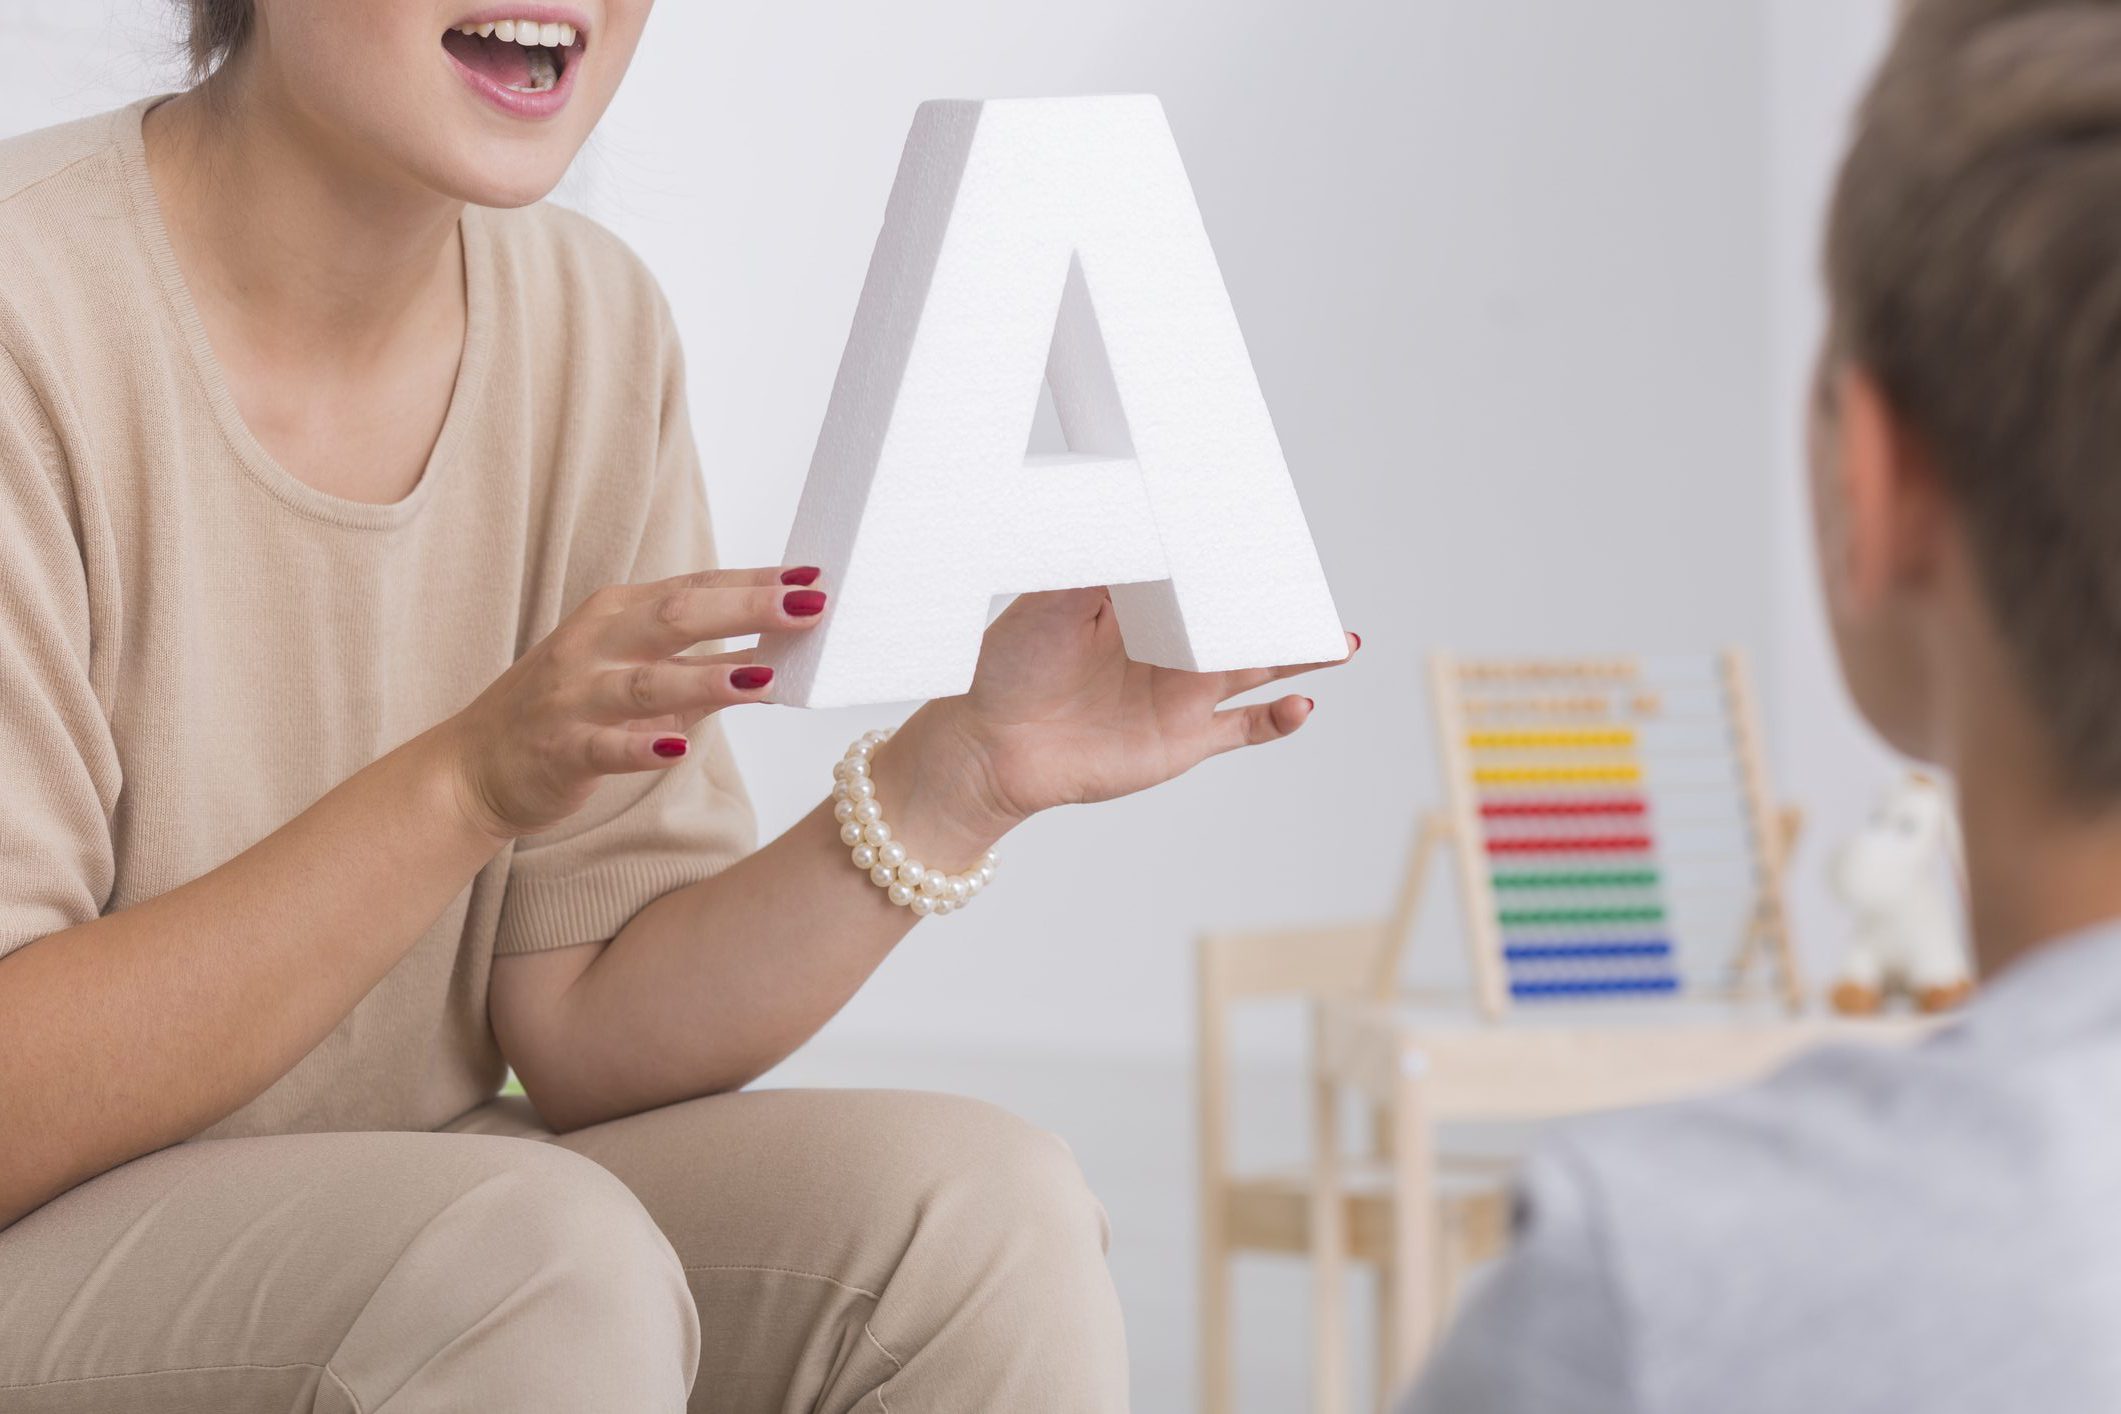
[182,0,252,79]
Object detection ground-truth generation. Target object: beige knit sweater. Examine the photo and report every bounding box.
[0,98,757,1139]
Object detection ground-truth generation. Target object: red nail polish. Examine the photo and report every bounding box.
[1351,632,1362,650]
[731,665,774,690]
[1303,697,1316,711]
[653,736,689,758]
[780,566,821,586]
[784,589,827,617]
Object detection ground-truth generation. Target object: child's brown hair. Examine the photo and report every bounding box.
[1827,0,2121,795]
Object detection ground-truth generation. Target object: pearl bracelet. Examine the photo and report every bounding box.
[832,728,998,918]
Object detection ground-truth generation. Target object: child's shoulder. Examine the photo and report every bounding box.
[1562,1029,1953,1183]
[1518,1020,2117,1401]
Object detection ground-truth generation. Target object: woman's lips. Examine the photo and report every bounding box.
[441,21,584,119]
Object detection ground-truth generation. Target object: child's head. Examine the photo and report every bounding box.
[1814,0,2121,801]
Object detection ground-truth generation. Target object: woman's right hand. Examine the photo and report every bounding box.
[440,566,826,840]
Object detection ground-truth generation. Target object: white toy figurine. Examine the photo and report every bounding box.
[1827,771,1973,1014]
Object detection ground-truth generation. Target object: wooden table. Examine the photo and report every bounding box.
[1301,1000,1939,1412]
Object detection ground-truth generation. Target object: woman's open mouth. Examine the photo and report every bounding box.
[442,13,586,116]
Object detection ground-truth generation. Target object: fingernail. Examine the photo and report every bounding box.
[653,736,689,758]
[731,665,774,690]
[780,566,821,586]
[1351,632,1362,650]
[784,589,827,617]
[1304,697,1316,711]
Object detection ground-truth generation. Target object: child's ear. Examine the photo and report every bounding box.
[1833,365,1947,609]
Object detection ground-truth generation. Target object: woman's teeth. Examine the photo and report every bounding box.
[447,17,575,93]
[455,19,577,47]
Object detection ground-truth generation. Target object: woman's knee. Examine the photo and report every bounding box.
[863,1095,1129,1402]
[437,1139,692,1313]
[889,1094,1113,1269]
[351,1137,700,1406]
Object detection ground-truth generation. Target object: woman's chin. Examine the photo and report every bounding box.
[300,103,585,213]
[448,166,573,210]
[411,142,579,210]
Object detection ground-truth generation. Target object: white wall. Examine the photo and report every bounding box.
[9,0,1785,1062]
[4,3,181,122]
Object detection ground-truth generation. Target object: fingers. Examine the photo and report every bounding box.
[587,564,820,614]
[1211,631,1361,704]
[579,648,779,723]
[582,725,699,776]
[988,585,1118,634]
[596,570,829,661]
[1213,660,1321,702]
[1207,693,1315,758]
[1002,586,1111,619]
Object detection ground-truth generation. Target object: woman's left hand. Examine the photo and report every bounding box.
[879,587,1357,847]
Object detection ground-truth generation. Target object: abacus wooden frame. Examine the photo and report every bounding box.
[1427,647,1805,1019]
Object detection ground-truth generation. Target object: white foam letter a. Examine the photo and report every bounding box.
[758,96,1346,708]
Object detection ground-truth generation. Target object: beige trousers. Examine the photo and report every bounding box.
[0,1090,1129,1412]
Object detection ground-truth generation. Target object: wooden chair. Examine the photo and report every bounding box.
[1196,813,1484,1414]
[1195,650,1821,1412]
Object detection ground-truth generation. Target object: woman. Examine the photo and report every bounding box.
[0,2,1350,1409]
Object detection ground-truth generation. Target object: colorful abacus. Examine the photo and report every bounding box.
[1428,651,1800,1018]
[1470,719,1677,1000]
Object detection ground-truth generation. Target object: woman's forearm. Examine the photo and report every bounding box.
[490,704,1016,1129]
[0,725,504,1227]
[490,588,1347,1132]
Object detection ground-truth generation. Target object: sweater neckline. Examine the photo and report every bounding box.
[112,94,495,532]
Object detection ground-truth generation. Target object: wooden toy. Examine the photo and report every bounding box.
[1827,771,1972,1014]
[1427,649,1804,1018]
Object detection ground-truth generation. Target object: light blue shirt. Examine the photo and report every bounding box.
[1403,923,2121,1413]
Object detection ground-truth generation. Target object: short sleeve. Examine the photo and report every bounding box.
[491,309,758,957]
[1397,1141,1638,1414]
[0,343,120,959]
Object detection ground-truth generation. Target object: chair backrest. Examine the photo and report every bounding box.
[1199,923,1392,1006]
[1194,797,1454,1183]
[1196,922,1382,1161]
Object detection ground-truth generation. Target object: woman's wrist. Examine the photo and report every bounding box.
[404,719,519,855]
[860,701,1025,871]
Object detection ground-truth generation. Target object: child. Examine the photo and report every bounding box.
[1404,1,2121,1408]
